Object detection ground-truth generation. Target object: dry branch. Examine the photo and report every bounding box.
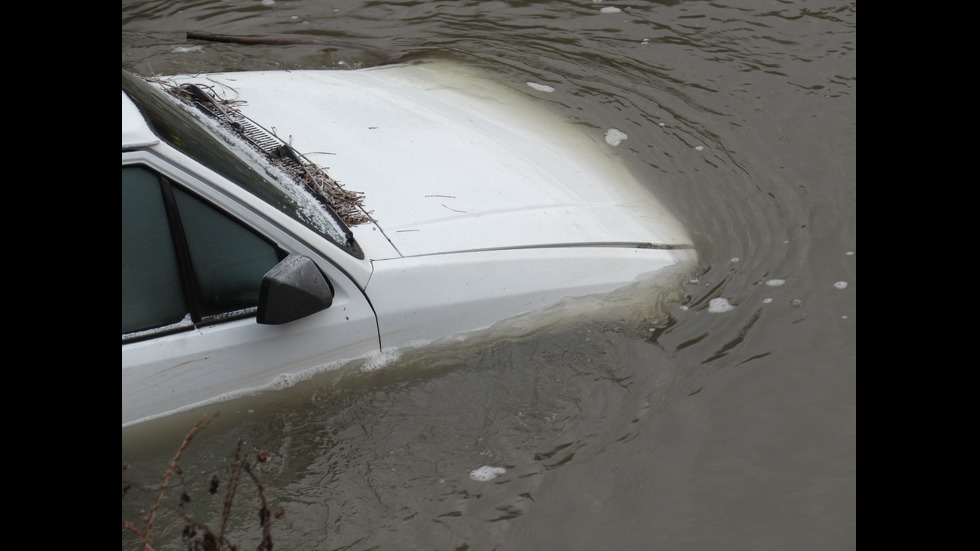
[186,31,401,61]
[144,413,218,547]
[156,77,372,227]
[122,412,280,550]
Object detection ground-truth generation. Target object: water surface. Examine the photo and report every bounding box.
[122,1,856,549]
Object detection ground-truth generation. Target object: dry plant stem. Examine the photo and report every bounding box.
[122,482,209,548]
[219,440,246,540]
[244,463,273,550]
[143,413,219,549]
[121,520,155,551]
[185,31,401,61]
[123,419,278,550]
[123,505,213,551]
[157,78,372,228]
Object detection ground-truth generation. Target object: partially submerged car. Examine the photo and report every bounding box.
[122,61,697,427]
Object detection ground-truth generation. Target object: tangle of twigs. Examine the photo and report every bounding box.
[152,75,372,228]
[122,413,280,551]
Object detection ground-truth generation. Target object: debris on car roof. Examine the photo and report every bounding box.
[149,75,372,227]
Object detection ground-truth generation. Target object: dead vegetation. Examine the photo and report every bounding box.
[184,32,403,63]
[122,413,280,551]
[152,75,372,227]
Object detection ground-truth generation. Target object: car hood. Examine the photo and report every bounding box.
[165,62,694,259]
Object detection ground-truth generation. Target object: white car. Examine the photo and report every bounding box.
[122,61,697,427]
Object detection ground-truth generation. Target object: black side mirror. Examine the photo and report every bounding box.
[257,254,334,325]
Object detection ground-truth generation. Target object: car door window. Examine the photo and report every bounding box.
[122,165,281,337]
[171,185,280,318]
[122,166,187,333]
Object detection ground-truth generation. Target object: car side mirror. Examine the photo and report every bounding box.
[257,254,334,325]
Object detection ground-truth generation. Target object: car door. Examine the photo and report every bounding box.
[122,157,380,426]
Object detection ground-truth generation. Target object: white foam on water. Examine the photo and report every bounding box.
[708,298,735,313]
[469,466,506,481]
[361,347,404,372]
[600,6,622,13]
[605,128,628,146]
[360,340,433,372]
[526,82,555,93]
[173,46,204,53]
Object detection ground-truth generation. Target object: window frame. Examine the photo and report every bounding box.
[122,155,286,344]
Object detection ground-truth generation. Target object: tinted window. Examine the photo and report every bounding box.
[122,167,186,333]
[122,165,281,337]
[172,185,280,317]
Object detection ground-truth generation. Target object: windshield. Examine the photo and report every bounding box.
[122,70,363,258]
